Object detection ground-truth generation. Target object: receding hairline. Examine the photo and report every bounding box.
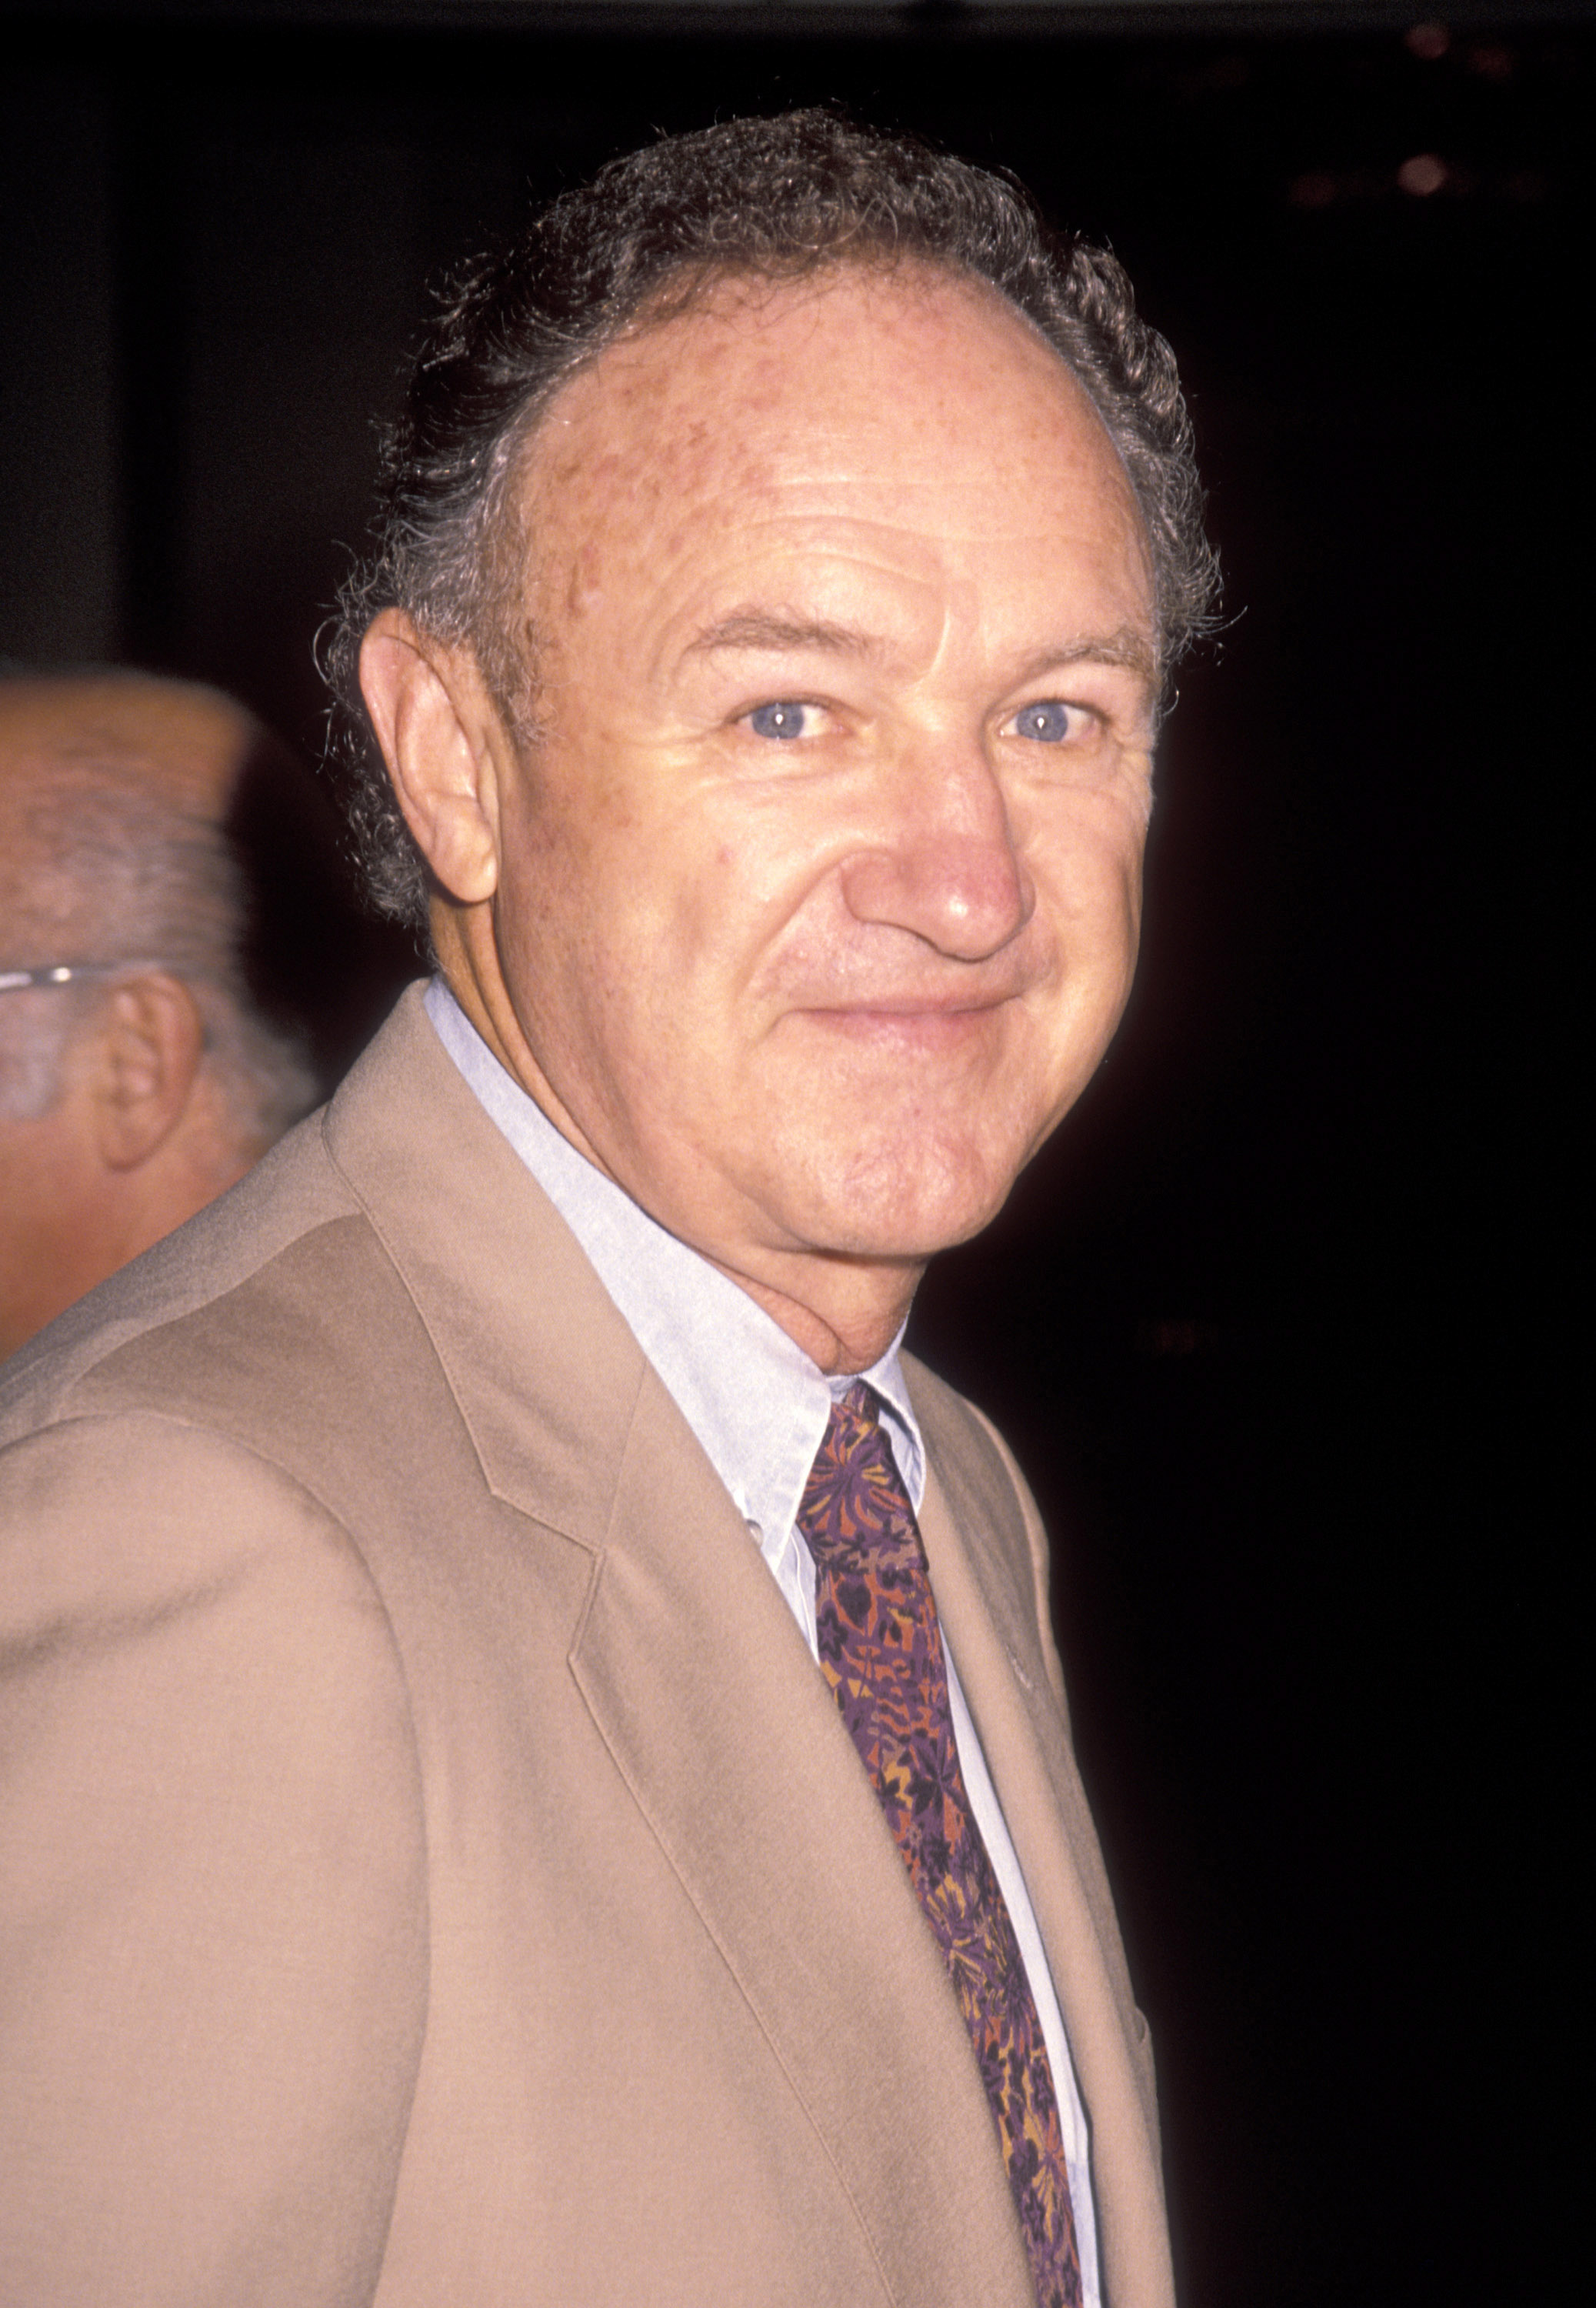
[505,245,1145,524]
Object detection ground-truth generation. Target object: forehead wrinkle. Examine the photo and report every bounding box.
[668,546,951,691]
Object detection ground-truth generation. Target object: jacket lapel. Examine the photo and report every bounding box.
[323,986,639,1552]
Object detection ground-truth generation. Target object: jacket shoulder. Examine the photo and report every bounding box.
[0,1102,365,1442]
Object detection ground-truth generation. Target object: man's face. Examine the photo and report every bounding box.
[488,264,1157,1280]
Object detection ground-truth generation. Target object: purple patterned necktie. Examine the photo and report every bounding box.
[798,1380,1083,2308]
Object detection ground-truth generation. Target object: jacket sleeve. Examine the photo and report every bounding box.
[0,1412,428,2308]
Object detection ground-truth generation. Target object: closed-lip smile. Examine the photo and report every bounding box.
[791,991,1018,1046]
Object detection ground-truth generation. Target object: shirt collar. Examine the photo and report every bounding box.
[422,979,926,1549]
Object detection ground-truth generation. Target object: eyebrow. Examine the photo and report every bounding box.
[684,612,885,661]
[1011,626,1159,689]
[684,610,1157,689]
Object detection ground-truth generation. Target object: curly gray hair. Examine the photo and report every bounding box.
[326,109,1218,936]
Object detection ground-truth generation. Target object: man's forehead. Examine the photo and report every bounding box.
[514,258,1145,638]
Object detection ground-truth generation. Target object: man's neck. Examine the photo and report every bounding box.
[700,1252,919,1378]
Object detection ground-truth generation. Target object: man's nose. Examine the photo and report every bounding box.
[838,748,1033,963]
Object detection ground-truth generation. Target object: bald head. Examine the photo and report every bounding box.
[1,669,395,1357]
[2,673,268,988]
[0,668,258,835]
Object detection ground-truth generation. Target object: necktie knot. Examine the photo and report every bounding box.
[799,1382,916,1575]
[826,1377,882,1456]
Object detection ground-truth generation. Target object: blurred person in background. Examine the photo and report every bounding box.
[0,666,408,1358]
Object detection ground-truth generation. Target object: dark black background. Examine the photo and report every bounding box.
[2,5,1583,2302]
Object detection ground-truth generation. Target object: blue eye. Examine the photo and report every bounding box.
[747,701,809,741]
[1012,701,1077,743]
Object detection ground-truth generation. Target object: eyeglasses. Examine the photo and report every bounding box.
[0,962,171,993]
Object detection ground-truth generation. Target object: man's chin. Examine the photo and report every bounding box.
[793,1158,1020,1268]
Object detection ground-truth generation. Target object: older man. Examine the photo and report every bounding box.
[0,669,395,1357]
[0,116,1214,2308]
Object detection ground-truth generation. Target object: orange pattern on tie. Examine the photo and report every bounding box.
[799,1381,1083,2308]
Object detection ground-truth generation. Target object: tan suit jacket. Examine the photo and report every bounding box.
[0,986,1174,2308]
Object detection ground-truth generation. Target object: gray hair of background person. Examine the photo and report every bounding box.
[1,671,397,1144]
[326,108,1221,940]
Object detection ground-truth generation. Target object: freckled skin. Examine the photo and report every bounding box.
[384,264,1158,1371]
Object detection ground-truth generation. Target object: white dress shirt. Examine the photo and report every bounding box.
[425,978,1100,2302]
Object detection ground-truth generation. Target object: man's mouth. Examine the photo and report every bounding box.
[791,992,1016,1051]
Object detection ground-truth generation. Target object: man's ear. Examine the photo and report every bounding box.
[91,975,207,1172]
[358,609,505,906]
